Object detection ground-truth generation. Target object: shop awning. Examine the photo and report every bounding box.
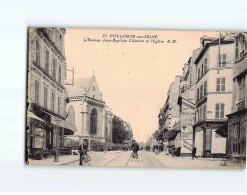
[50,116,77,132]
[27,111,45,122]
[63,120,77,132]
[163,130,180,140]
[215,122,228,137]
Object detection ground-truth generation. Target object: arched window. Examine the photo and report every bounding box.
[90,108,97,134]
[67,106,75,125]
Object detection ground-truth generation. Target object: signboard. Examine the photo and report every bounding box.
[180,100,195,140]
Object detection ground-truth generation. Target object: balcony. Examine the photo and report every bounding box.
[237,101,245,111]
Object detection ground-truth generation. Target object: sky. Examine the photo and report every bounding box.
[65,28,219,142]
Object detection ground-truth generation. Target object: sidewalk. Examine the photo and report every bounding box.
[28,150,124,166]
[153,152,245,169]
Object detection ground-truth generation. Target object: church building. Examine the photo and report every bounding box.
[66,74,113,149]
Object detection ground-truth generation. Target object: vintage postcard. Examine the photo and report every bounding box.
[25,28,246,169]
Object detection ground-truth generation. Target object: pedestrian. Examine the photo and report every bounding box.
[155,145,159,155]
[192,146,198,160]
[79,140,88,166]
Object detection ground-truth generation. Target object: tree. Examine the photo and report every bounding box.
[112,115,130,144]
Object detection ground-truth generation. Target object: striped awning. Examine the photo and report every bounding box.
[50,116,77,132]
[27,111,45,122]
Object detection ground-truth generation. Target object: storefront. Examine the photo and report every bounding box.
[193,121,227,157]
[227,109,246,158]
[163,129,181,156]
[27,103,77,159]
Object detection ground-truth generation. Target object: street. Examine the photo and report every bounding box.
[59,151,243,169]
[62,151,166,167]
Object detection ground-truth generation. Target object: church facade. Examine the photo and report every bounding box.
[66,75,113,149]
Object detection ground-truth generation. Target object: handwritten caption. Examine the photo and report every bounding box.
[83,34,177,44]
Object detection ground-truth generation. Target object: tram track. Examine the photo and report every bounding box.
[125,151,143,167]
[103,153,125,166]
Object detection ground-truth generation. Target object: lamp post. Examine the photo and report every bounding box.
[54,119,61,162]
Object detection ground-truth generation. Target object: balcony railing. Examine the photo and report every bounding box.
[237,100,245,111]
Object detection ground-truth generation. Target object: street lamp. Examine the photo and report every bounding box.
[54,119,61,162]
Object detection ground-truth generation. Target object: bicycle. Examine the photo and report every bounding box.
[130,151,138,160]
[80,153,91,166]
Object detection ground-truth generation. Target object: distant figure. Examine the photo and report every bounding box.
[131,140,139,156]
[154,145,159,155]
[79,141,88,166]
[192,146,198,160]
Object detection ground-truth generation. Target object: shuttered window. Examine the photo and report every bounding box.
[51,91,55,112]
[52,58,56,80]
[58,65,61,84]
[220,54,227,67]
[204,58,208,72]
[200,85,203,98]
[203,105,206,120]
[45,50,49,73]
[44,86,48,109]
[36,40,40,66]
[215,103,225,119]
[204,81,207,96]
[220,103,225,118]
[35,80,39,104]
[58,96,61,115]
[216,77,225,92]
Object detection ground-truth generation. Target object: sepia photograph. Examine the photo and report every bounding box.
[25,27,246,169]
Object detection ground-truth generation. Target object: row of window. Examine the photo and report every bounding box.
[197,81,207,101]
[197,54,227,82]
[35,80,62,115]
[198,58,208,81]
[196,102,225,122]
[197,104,206,122]
[42,28,64,54]
[197,77,226,101]
[237,76,246,102]
[35,40,62,84]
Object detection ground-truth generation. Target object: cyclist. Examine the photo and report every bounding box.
[131,140,139,158]
[79,140,88,166]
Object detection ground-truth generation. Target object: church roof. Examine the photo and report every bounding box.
[66,76,93,97]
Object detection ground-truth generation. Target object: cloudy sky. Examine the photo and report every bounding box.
[65,28,219,142]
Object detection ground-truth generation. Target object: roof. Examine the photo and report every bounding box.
[66,76,93,97]
[194,39,234,64]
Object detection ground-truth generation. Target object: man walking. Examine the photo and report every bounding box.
[192,146,198,160]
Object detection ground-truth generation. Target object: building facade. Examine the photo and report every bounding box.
[177,85,196,155]
[26,28,77,159]
[227,32,247,158]
[66,75,113,149]
[158,75,182,131]
[177,49,200,155]
[193,36,234,157]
